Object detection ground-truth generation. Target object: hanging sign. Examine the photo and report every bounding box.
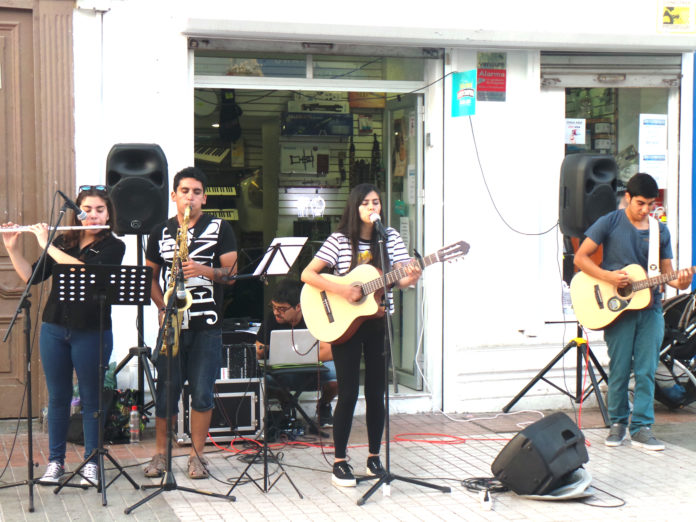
[451,70,476,117]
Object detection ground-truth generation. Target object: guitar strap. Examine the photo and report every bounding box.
[648,216,660,278]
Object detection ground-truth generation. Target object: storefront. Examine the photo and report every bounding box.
[66,1,696,413]
[190,43,440,390]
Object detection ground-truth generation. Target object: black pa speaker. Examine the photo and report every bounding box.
[491,412,589,496]
[559,153,617,238]
[106,143,168,235]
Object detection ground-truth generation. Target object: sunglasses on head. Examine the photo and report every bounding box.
[79,184,108,193]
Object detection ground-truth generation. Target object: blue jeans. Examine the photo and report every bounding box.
[154,329,222,417]
[604,307,664,435]
[40,322,113,464]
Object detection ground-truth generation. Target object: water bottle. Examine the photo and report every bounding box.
[129,406,140,443]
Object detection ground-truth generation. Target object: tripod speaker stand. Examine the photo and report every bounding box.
[502,326,610,426]
[113,234,157,415]
[52,264,151,505]
[502,239,610,426]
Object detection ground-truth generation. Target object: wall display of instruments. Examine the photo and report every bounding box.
[0,225,110,233]
[280,112,353,137]
[194,145,230,164]
[203,184,239,221]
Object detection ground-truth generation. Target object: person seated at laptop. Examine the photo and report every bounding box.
[256,279,337,426]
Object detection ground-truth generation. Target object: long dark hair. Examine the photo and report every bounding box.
[62,187,117,249]
[336,183,384,271]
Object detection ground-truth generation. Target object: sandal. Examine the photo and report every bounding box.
[188,455,209,479]
[144,453,166,478]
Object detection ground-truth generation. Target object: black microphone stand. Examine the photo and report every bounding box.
[357,224,451,506]
[125,265,236,514]
[0,201,72,512]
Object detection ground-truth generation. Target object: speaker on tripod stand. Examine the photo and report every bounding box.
[502,153,616,425]
[106,143,169,416]
[559,153,618,240]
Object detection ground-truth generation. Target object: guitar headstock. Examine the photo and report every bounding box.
[437,241,470,263]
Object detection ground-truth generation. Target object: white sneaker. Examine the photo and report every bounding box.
[39,461,64,484]
[80,462,98,486]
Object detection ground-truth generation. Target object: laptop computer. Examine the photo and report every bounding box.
[268,329,321,368]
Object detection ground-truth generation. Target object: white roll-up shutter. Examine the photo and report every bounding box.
[540,52,682,88]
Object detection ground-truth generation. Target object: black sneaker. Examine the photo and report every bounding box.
[39,461,64,485]
[332,461,356,487]
[366,456,386,477]
[317,402,333,427]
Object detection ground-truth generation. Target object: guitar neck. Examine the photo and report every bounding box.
[632,266,696,291]
[361,252,439,295]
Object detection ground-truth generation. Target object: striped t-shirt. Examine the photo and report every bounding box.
[314,228,411,313]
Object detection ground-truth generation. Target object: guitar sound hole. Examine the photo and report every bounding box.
[617,286,632,298]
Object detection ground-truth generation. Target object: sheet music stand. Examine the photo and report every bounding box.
[227,236,307,498]
[52,264,151,506]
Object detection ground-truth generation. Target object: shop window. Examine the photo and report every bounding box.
[565,87,669,191]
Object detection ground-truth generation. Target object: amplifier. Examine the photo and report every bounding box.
[222,343,258,379]
[177,378,263,444]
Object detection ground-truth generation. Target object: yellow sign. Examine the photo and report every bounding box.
[659,1,696,33]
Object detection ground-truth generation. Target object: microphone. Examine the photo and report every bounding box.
[57,190,87,220]
[370,213,387,239]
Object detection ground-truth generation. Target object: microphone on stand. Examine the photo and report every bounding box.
[370,213,388,239]
[57,190,88,220]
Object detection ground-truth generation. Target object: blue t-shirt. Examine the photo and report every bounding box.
[584,209,673,307]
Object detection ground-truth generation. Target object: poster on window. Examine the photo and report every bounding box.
[565,119,586,145]
[638,114,668,187]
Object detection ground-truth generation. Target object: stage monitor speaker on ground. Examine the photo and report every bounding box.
[106,143,168,235]
[491,412,589,496]
[559,153,617,238]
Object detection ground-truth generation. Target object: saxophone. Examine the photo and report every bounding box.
[161,205,193,356]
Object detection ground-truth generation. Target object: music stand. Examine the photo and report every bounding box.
[227,236,307,498]
[357,230,451,506]
[52,264,150,505]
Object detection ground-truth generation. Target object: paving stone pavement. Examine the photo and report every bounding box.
[1,405,696,521]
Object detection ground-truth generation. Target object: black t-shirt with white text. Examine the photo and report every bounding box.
[146,214,237,330]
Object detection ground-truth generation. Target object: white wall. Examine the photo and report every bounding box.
[73,3,194,386]
[72,0,692,408]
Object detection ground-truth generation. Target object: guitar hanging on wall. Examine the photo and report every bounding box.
[570,263,696,329]
[301,241,469,343]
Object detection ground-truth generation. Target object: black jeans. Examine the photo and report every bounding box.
[331,318,386,459]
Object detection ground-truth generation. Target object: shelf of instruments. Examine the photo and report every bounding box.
[202,208,239,220]
[177,378,263,443]
[194,145,230,165]
[206,186,237,196]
